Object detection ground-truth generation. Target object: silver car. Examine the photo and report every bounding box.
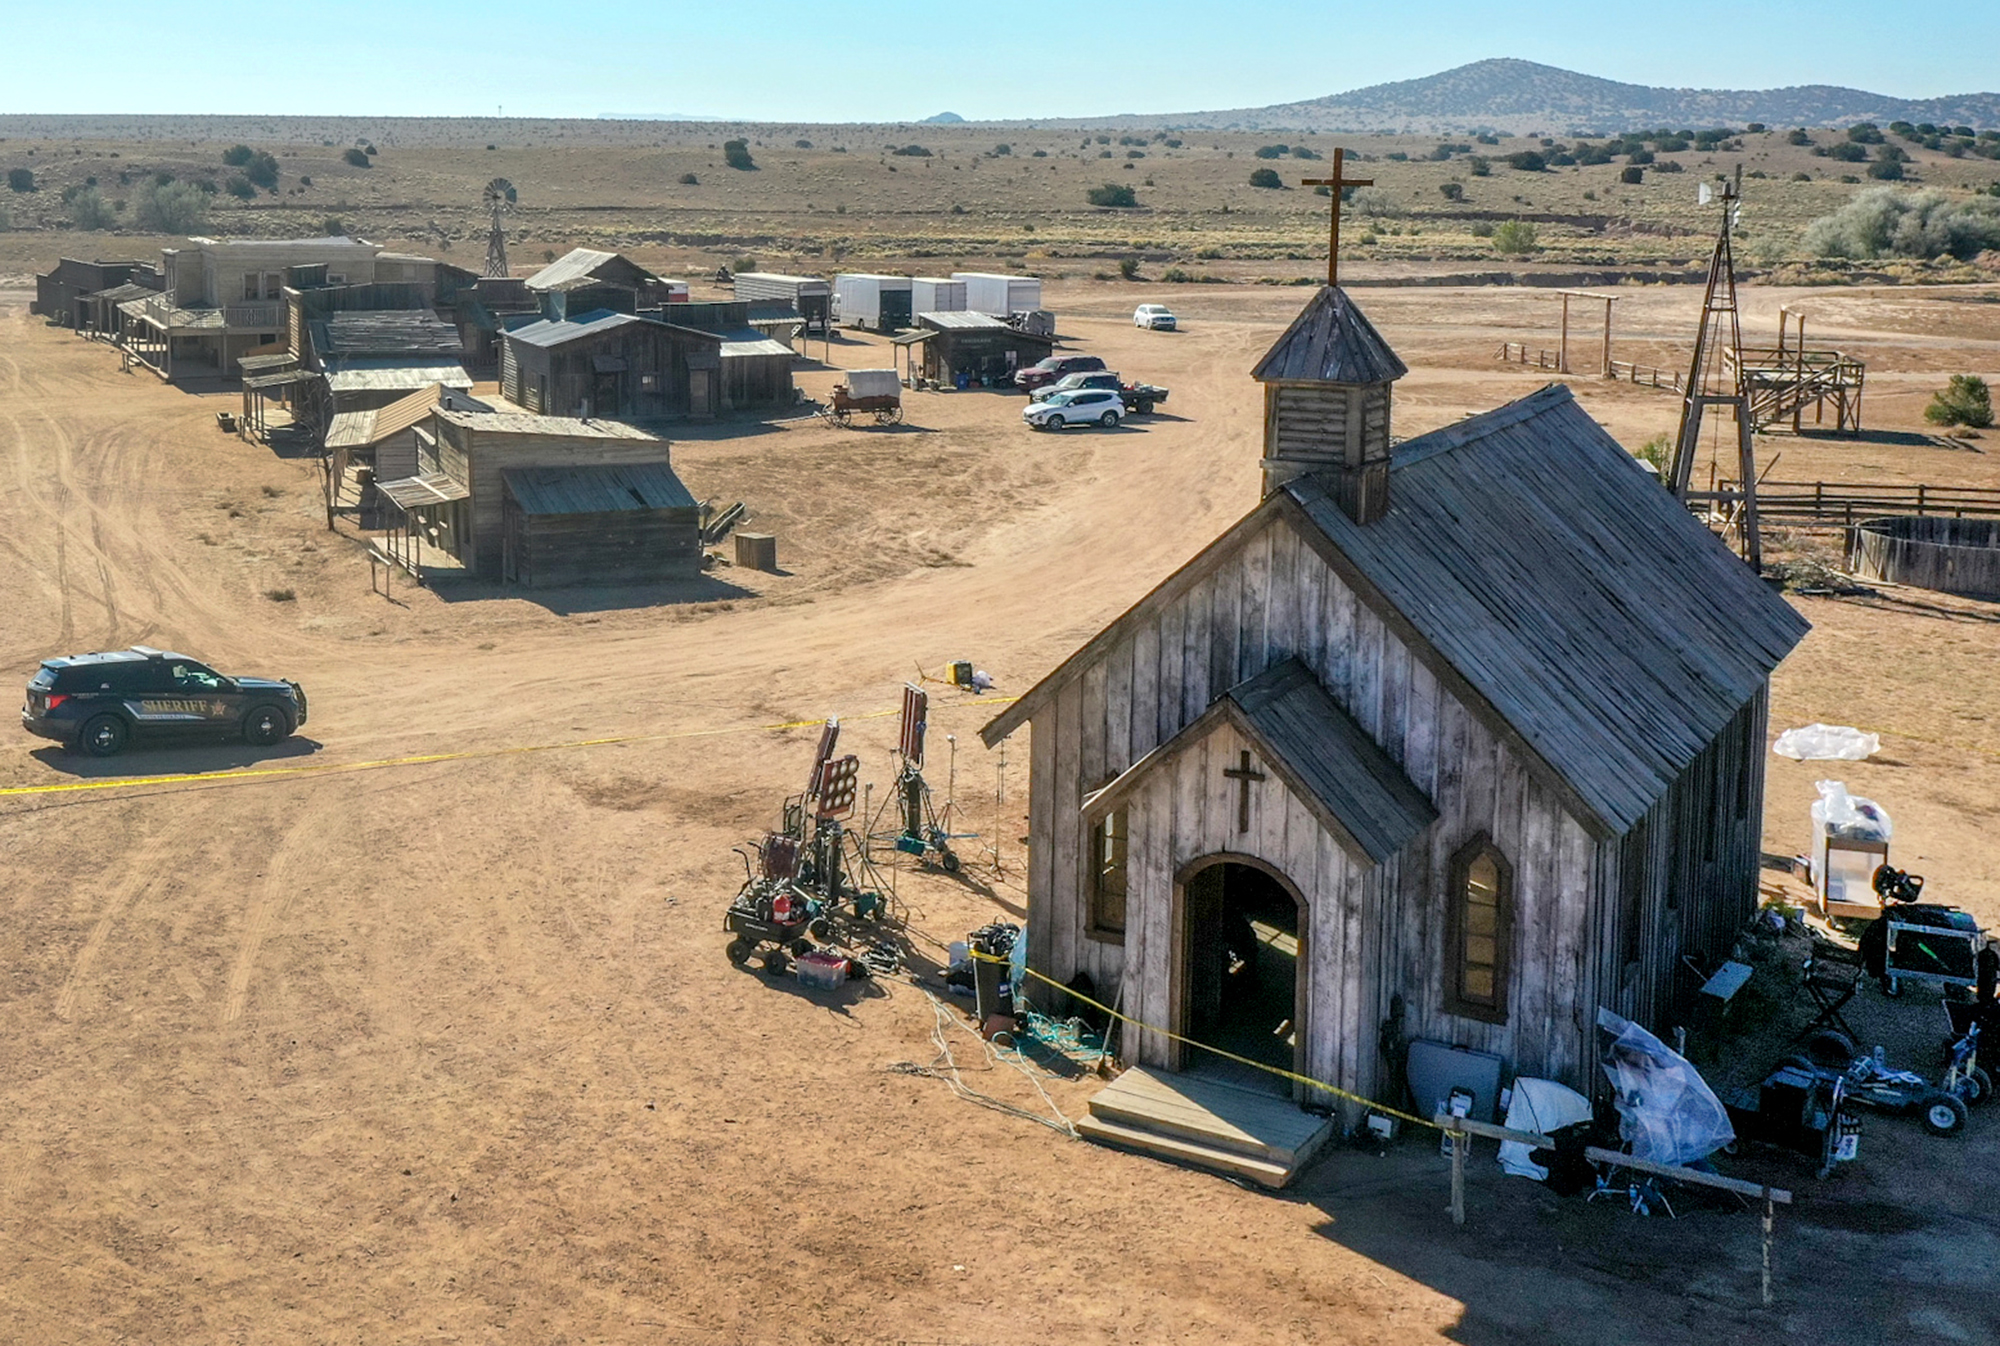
[1023,388,1125,430]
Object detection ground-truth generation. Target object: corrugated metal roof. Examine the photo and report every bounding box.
[86,281,158,304]
[312,310,463,359]
[323,360,473,393]
[376,472,471,510]
[917,310,1009,330]
[502,461,696,516]
[505,310,646,349]
[1251,285,1408,385]
[719,331,794,359]
[524,247,650,291]
[435,406,661,440]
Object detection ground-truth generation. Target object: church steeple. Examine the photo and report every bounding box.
[1250,149,1408,523]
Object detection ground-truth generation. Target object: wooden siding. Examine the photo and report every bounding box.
[501,499,700,588]
[1030,510,1606,1103]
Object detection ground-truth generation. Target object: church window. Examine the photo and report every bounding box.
[1445,834,1512,1022]
[1087,810,1128,940]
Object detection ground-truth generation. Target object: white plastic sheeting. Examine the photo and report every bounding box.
[1774,723,1880,761]
[1498,1078,1594,1180]
[1597,1008,1735,1167]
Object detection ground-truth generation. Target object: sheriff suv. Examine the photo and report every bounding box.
[22,647,308,757]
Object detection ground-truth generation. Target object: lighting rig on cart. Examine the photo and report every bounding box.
[868,683,975,873]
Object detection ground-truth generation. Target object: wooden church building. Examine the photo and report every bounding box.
[980,284,1808,1157]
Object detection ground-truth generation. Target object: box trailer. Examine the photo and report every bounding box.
[953,272,1042,319]
[733,272,832,334]
[832,274,913,333]
[911,277,967,314]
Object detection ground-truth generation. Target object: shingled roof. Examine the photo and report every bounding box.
[982,383,1809,836]
[1250,285,1408,385]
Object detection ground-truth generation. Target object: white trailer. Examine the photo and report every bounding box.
[733,272,831,331]
[910,277,966,314]
[832,274,914,331]
[953,272,1042,319]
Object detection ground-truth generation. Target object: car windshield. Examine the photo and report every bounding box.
[1044,392,1077,405]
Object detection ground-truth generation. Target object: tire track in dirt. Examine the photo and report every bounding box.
[221,808,331,1026]
[52,825,176,1020]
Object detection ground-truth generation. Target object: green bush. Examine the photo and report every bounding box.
[1085,182,1137,208]
[1803,187,2000,260]
[1621,165,1644,184]
[1635,433,1672,474]
[1787,128,1812,145]
[1248,167,1284,189]
[1867,159,1904,180]
[134,179,210,233]
[678,172,699,184]
[1505,151,1546,171]
[322,216,345,235]
[1439,182,1464,202]
[222,144,254,166]
[225,174,257,200]
[1925,375,1994,428]
[7,167,34,192]
[889,144,931,157]
[1491,220,1540,255]
[1467,156,1490,177]
[1117,257,1139,280]
[724,139,756,170]
[342,148,370,168]
[1847,123,1884,144]
[1253,144,1288,159]
[69,187,116,229]
[993,143,1011,155]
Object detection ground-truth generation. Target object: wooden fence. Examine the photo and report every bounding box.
[1690,480,2000,529]
[1496,343,1684,392]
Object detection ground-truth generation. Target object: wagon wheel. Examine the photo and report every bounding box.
[875,405,903,426]
[832,406,853,428]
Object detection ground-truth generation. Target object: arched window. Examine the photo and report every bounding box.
[1445,835,1513,1023]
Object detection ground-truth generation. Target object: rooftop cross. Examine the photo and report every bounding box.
[1300,147,1373,288]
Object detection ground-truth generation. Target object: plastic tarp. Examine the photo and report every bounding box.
[1596,1008,1735,1166]
[1774,724,1880,761]
[1813,779,1892,842]
[845,369,901,401]
[1498,1078,1593,1180]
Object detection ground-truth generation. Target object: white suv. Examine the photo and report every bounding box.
[1023,388,1124,430]
[1133,304,1177,331]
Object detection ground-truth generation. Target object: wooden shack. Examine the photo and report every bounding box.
[500,311,683,419]
[524,248,661,318]
[426,407,673,579]
[895,311,1055,387]
[32,258,155,326]
[979,285,1810,1178]
[500,461,700,588]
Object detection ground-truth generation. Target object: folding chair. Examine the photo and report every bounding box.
[1794,953,1860,1045]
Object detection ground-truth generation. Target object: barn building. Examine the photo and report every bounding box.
[979,284,1808,1179]
[32,258,158,327]
[500,461,701,588]
[500,307,796,420]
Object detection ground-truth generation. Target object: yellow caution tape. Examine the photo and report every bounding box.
[0,694,1018,800]
[970,949,1442,1131]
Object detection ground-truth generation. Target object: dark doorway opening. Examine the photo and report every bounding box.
[1181,860,1303,1096]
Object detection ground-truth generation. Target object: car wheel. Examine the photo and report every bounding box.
[79,713,129,758]
[763,948,791,977]
[1805,1029,1858,1068]
[1100,411,1118,427]
[1920,1091,1968,1136]
[243,704,291,747]
[725,938,753,965]
[1047,415,1064,431]
[1962,1065,1993,1106]
[1136,401,1154,415]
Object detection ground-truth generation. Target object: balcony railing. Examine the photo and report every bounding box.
[224,301,284,329]
[134,295,284,331]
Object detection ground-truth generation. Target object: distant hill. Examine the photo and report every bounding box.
[922,111,966,124]
[1154,59,2000,134]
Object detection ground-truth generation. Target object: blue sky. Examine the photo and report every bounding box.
[8,0,1997,121]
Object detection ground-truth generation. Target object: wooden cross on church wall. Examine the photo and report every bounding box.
[1300,148,1373,287]
[1224,750,1266,833]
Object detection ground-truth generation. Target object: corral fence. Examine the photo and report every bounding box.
[1690,480,2000,529]
[1495,343,1684,392]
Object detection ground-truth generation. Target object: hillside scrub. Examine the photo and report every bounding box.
[1925,375,1994,428]
[134,179,211,233]
[1803,188,2000,261]
[1086,182,1137,208]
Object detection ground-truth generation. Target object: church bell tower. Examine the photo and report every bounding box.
[1249,149,1408,524]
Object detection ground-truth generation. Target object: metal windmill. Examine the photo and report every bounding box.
[481,178,517,279]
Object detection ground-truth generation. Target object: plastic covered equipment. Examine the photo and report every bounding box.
[1596,1008,1735,1167]
[1773,723,1880,761]
[1498,1077,1594,1180]
[1812,780,1893,916]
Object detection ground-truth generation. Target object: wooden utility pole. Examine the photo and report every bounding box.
[1300,149,1374,287]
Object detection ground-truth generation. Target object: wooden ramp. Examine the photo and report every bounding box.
[1078,1066,1335,1189]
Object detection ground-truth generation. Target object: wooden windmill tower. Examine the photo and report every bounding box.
[482,178,517,280]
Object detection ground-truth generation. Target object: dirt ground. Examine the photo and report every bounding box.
[2,276,1999,1345]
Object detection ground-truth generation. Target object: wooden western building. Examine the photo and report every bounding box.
[981,284,1808,1161]
[32,258,158,328]
[500,461,701,588]
[499,307,796,421]
[418,407,678,580]
[893,311,1057,387]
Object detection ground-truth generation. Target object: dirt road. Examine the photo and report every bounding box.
[1,281,1997,1344]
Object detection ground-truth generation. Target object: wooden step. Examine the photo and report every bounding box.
[1087,1066,1332,1166]
[1076,1113,1297,1189]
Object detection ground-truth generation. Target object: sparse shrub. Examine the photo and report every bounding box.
[1347,187,1403,217]
[1868,159,1904,180]
[1248,167,1284,189]
[993,143,1011,155]
[69,187,115,229]
[1621,165,1645,184]
[342,148,370,167]
[1439,182,1464,202]
[1086,182,1137,207]
[1506,151,1547,171]
[1291,146,1320,160]
[134,179,210,233]
[1925,375,1994,428]
[1635,434,1672,474]
[322,216,345,235]
[889,144,932,157]
[225,174,257,200]
[1469,220,1495,237]
[1628,149,1655,165]
[724,139,756,170]
[1654,160,1683,173]
[1746,122,1767,133]
[1118,257,1140,280]
[299,175,311,186]
[678,171,699,184]
[795,139,813,149]
[1031,149,1047,158]
[7,168,34,192]
[1787,128,1812,145]
[264,587,297,603]
[1468,156,1490,176]
[733,255,757,272]
[1848,122,1884,144]
[1491,220,1540,255]
[1802,187,2000,260]
[1254,144,1288,159]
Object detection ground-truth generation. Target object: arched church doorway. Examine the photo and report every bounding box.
[1175,855,1308,1096]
